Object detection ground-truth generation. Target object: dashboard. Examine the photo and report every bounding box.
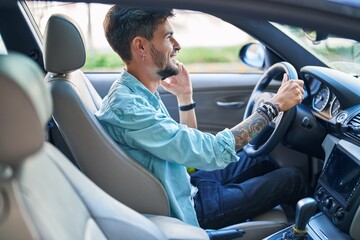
[301,66,360,146]
[299,66,360,239]
[269,66,360,240]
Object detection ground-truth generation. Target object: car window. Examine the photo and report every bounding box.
[168,11,258,73]
[273,23,360,76]
[25,2,261,74]
[0,34,8,55]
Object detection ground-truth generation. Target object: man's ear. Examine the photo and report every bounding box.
[132,36,147,57]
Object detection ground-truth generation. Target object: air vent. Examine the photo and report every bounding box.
[347,113,360,142]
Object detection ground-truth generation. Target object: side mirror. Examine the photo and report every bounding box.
[239,42,265,69]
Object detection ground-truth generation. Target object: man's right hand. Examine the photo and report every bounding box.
[160,61,193,106]
[268,73,305,112]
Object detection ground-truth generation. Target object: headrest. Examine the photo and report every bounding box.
[0,52,53,165]
[44,14,86,74]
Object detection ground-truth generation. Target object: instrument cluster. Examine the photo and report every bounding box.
[312,84,341,119]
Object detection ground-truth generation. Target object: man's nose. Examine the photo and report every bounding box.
[172,38,181,51]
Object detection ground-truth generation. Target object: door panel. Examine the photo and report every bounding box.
[87,72,281,134]
[159,73,262,134]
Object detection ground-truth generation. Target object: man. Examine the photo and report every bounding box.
[96,5,309,229]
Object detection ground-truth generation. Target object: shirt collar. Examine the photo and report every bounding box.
[119,70,161,110]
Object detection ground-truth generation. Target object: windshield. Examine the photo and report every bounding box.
[273,23,360,76]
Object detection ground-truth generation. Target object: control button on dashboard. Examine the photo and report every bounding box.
[333,208,345,225]
[316,187,325,201]
[336,112,348,123]
[323,197,333,210]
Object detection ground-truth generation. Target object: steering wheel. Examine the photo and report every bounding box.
[243,62,298,157]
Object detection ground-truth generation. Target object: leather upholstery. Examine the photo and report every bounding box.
[0,52,51,165]
[43,13,289,240]
[0,52,209,240]
[222,207,288,240]
[45,14,170,216]
[44,14,85,73]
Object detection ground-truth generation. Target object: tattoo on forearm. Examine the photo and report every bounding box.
[230,112,269,151]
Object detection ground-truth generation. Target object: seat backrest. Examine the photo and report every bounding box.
[0,52,168,240]
[43,14,169,216]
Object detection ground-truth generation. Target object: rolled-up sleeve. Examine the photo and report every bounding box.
[215,128,238,165]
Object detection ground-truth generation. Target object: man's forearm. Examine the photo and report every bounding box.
[179,109,197,129]
[177,95,197,129]
[230,112,269,152]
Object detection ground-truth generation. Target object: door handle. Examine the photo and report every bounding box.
[216,101,245,108]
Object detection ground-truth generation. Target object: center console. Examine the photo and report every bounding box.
[315,143,360,232]
[265,137,360,240]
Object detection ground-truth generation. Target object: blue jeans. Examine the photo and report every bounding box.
[190,151,309,229]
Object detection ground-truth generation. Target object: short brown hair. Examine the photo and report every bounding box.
[103,6,174,63]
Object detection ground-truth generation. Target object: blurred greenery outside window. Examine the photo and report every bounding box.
[273,23,360,75]
[26,1,260,73]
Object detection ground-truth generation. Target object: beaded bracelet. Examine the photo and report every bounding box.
[264,101,280,116]
[256,107,272,122]
[256,101,280,121]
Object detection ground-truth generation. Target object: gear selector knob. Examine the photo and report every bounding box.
[293,197,318,233]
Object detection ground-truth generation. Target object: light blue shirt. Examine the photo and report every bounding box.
[95,70,239,226]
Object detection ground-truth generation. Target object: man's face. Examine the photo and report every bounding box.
[149,19,181,79]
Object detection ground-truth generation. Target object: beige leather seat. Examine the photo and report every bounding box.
[44,14,169,216]
[44,14,288,239]
[0,52,209,240]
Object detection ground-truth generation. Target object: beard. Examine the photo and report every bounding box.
[158,65,179,80]
[150,44,179,80]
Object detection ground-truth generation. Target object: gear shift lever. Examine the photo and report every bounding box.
[264,198,318,240]
[292,197,318,236]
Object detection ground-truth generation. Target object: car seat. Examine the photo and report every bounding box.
[43,14,288,240]
[43,13,169,216]
[0,52,211,240]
